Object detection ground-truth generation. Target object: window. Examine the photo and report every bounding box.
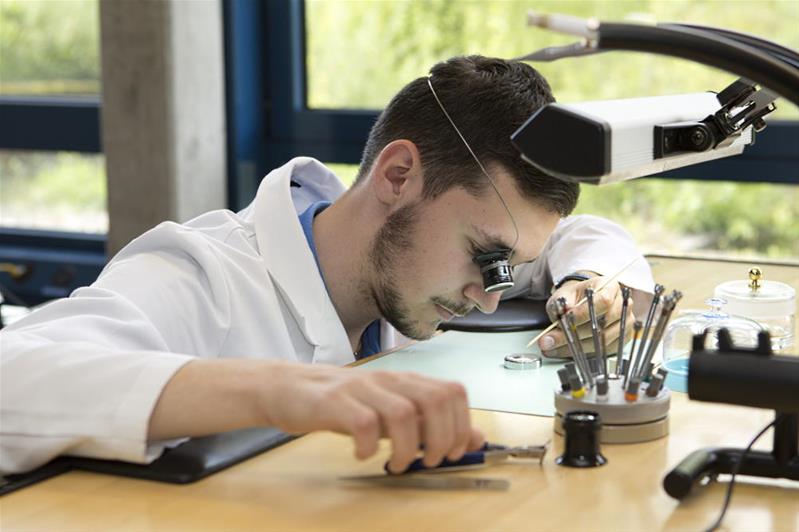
[0,0,100,97]
[324,161,799,260]
[573,180,799,259]
[305,0,798,120]
[222,0,797,261]
[0,150,107,234]
[0,0,105,305]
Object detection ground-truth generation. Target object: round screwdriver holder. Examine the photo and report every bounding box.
[553,377,671,444]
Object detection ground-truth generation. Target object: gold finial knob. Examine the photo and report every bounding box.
[748,267,763,292]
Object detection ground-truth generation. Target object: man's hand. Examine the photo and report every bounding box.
[263,364,484,473]
[149,359,484,475]
[538,275,634,359]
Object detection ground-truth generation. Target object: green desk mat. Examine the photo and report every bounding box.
[356,331,566,417]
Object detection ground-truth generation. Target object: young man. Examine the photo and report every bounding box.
[0,56,652,475]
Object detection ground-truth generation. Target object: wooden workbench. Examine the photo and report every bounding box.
[2,257,797,531]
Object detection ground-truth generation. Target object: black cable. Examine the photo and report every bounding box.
[704,415,784,532]
[662,23,799,69]
[0,281,32,329]
[597,23,799,107]
[658,23,799,68]
[0,281,31,308]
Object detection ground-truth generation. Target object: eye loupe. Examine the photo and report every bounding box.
[474,250,514,293]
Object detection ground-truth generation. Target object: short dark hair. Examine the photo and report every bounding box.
[355,55,579,216]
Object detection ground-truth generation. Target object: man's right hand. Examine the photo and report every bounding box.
[149,359,484,474]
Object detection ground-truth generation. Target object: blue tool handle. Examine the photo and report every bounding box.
[386,452,486,475]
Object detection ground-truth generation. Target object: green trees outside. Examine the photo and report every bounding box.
[0,151,106,233]
[0,0,99,95]
[0,0,796,257]
[306,0,799,119]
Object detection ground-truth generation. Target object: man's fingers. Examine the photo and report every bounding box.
[540,307,635,358]
[443,381,471,461]
[286,367,477,474]
[543,277,627,354]
[538,327,566,353]
[387,375,471,467]
[541,336,612,360]
[332,395,382,461]
[591,284,622,321]
[467,426,486,451]
[570,287,621,327]
[350,376,422,473]
[417,385,456,467]
[539,318,618,354]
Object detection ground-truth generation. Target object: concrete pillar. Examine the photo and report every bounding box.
[99,0,226,255]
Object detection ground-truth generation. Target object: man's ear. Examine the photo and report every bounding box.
[369,140,424,207]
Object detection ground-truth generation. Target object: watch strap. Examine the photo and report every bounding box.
[553,272,593,291]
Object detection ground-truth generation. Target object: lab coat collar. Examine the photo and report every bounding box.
[252,157,354,365]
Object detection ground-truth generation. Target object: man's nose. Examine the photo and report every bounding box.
[463,283,503,314]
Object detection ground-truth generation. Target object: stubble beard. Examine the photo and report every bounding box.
[368,201,437,341]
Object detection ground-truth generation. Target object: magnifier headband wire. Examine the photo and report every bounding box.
[426,75,520,257]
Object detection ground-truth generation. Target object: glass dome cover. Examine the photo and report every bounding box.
[713,267,795,352]
[664,297,765,356]
[660,298,764,392]
[715,278,796,318]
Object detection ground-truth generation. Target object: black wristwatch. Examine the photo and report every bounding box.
[552,272,593,293]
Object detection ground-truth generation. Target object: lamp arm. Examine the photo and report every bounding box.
[597,22,799,106]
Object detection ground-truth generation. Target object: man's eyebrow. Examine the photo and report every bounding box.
[469,224,538,266]
[469,224,513,251]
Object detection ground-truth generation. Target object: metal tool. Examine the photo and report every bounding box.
[619,358,629,377]
[340,474,510,491]
[504,353,543,370]
[564,362,579,383]
[635,291,683,381]
[556,299,591,386]
[390,442,548,474]
[631,284,665,380]
[597,316,608,377]
[625,378,641,402]
[557,367,572,391]
[566,311,595,387]
[615,286,632,375]
[624,320,643,387]
[588,357,599,375]
[570,375,585,399]
[646,374,666,397]
[586,288,603,363]
[596,375,609,399]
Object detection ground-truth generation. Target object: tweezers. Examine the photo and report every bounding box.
[339,474,510,491]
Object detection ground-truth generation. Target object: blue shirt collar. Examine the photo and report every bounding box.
[298,201,380,359]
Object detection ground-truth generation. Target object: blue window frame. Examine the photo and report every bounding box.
[0,95,105,306]
[0,98,101,152]
[225,0,798,214]
[225,0,376,211]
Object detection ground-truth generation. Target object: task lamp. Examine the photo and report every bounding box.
[511,13,798,184]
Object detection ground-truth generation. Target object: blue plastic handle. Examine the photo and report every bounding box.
[386,451,486,475]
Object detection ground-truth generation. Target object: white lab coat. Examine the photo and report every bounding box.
[0,157,653,474]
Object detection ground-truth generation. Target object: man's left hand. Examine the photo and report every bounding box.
[538,275,633,359]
